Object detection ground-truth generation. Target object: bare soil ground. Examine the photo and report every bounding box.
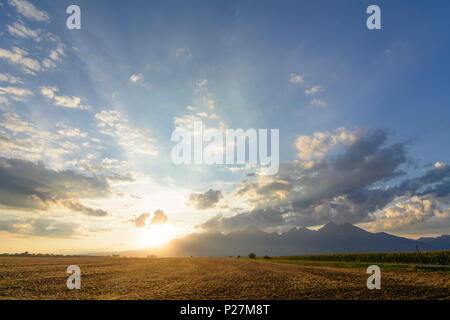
[0,257,448,299]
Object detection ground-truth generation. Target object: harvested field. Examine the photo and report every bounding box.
[0,257,448,300]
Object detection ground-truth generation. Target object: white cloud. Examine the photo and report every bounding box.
[7,20,41,40]
[129,73,151,88]
[0,46,41,75]
[0,113,85,162]
[95,110,158,156]
[42,43,65,69]
[295,128,357,161]
[8,0,50,22]
[40,86,91,110]
[0,86,33,101]
[49,44,64,62]
[129,73,143,83]
[0,73,23,84]
[56,122,88,138]
[289,73,304,84]
[368,196,450,231]
[435,162,446,168]
[310,98,326,107]
[305,85,322,95]
[0,112,34,134]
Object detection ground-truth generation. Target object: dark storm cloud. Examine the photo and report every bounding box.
[187,189,223,210]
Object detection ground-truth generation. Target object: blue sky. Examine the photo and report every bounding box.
[0,0,449,253]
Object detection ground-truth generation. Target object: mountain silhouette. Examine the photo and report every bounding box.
[122,222,450,257]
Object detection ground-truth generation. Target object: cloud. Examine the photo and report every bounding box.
[56,122,88,138]
[129,210,168,227]
[8,0,50,22]
[151,209,168,225]
[435,162,446,168]
[0,217,78,238]
[129,213,150,228]
[0,73,23,84]
[0,156,115,212]
[289,73,304,84]
[0,86,33,102]
[198,208,285,233]
[0,112,96,163]
[311,98,326,107]
[197,129,450,233]
[187,189,223,210]
[129,73,151,88]
[7,20,41,40]
[175,47,192,61]
[61,200,109,217]
[129,73,143,83]
[295,127,357,160]
[367,195,450,231]
[0,47,41,75]
[305,85,322,95]
[42,43,65,69]
[95,110,158,155]
[40,86,90,110]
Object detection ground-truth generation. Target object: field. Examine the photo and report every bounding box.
[272,251,450,265]
[0,257,449,300]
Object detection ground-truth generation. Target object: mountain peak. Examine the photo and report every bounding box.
[318,222,367,235]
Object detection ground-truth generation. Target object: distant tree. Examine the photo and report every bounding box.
[263,255,271,259]
[248,253,256,259]
[237,255,241,259]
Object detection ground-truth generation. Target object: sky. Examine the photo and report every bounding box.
[0,0,449,254]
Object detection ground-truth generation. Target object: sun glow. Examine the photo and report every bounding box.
[142,223,176,247]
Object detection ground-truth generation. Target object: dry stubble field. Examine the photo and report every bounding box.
[0,257,449,299]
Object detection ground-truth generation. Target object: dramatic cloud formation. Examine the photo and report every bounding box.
[368,196,450,230]
[0,157,116,215]
[151,210,168,225]
[198,129,450,233]
[187,189,223,210]
[295,127,357,161]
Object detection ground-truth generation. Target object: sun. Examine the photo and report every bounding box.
[142,223,176,247]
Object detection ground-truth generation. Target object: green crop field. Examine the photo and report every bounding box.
[271,250,450,265]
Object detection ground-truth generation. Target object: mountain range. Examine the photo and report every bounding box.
[121,222,450,257]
